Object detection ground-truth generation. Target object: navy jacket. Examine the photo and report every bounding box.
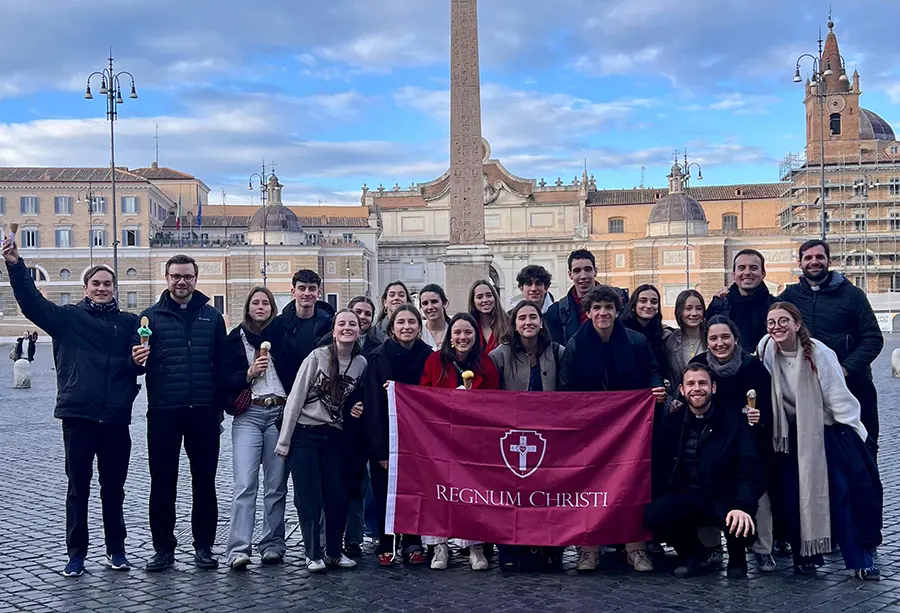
[544,287,583,346]
[6,257,141,424]
[653,402,764,516]
[778,271,883,381]
[136,291,226,412]
[272,300,335,392]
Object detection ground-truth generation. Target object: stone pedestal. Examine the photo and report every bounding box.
[443,244,492,312]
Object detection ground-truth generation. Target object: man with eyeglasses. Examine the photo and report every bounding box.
[131,254,227,572]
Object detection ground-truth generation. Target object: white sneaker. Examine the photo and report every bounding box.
[576,550,598,571]
[431,543,450,570]
[469,544,489,570]
[229,553,251,570]
[306,558,326,573]
[328,554,357,569]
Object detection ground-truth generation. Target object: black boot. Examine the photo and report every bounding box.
[145,550,174,573]
[726,544,748,579]
[194,547,219,569]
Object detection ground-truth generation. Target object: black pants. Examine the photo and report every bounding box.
[370,459,423,555]
[645,492,756,561]
[62,418,131,559]
[147,410,220,552]
[847,376,879,453]
[287,425,348,560]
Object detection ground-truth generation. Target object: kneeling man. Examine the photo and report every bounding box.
[644,364,764,578]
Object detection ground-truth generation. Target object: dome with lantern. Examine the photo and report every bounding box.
[646,162,709,237]
[247,174,305,246]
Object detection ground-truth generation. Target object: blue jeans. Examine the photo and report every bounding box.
[288,425,347,560]
[225,403,287,563]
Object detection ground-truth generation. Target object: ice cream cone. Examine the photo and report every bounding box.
[137,316,152,348]
[260,341,271,358]
[462,370,474,390]
[8,222,18,244]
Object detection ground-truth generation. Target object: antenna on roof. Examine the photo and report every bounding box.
[154,124,159,167]
[640,166,646,189]
[221,188,227,205]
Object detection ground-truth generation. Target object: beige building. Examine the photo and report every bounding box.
[0,167,379,336]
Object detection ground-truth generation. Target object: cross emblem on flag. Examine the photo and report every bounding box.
[499,430,547,479]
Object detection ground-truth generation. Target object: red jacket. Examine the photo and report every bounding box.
[419,351,500,390]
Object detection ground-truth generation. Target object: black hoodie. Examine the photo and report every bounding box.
[272,299,336,392]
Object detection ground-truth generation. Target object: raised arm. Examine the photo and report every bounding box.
[3,240,70,338]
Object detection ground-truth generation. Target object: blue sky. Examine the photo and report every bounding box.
[0,0,898,206]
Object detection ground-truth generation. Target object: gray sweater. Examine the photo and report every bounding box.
[489,343,564,391]
[275,345,367,456]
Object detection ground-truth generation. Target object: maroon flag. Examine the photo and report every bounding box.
[385,383,655,546]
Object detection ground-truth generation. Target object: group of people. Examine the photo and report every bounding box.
[1,234,884,581]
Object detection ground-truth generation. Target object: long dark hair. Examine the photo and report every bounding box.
[242,286,277,332]
[674,289,706,331]
[508,300,552,378]
[327,309,363,404]
[387,304,423,343]
[624,284,662,328]
[419,283,451,324]
[439,313,483,381]
[467,279,510,345]
[376,280,413,326]
[768,302,816,373]
[348,295,377,340]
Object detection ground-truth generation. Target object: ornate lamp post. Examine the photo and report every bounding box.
[248,162,277,286]
[683,156,703,289]
[84,53,138,280]
[75,184,96,267]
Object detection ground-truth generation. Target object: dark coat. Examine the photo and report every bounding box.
[272,300,335,392]
[6,257,141,424]
[364,339,433,462]
[706,283,776,349]
[690,351,775,485]
[136,291,226,412]
[220,322,291,406]
[559,320,663,392]
[778,271,883,381]
[653,401,765,516]
[544,287,583,346]
[621,313,671,383]
[14,336,36,362]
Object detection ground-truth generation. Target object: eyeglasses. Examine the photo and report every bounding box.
[167,274,195,283]
[765,317,793,329]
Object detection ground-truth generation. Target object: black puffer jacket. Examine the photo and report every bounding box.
[6,257,141,424]
[706,283,776,349]
[778,271,883,380]
[272,300,335,392]
[136,291,226,412]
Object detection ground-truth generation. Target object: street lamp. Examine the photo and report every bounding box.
[683,156,703,289]
[248,161,276,286]
[346,259,351,303]
[858,173,875,291]
[84,52,138,280]
[75,184,96,267]
[794,34,848,241]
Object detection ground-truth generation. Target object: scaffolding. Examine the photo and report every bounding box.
[777,151,900,302]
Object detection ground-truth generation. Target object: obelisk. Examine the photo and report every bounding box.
[444,0,491,309]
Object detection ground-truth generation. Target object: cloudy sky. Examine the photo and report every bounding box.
[0,0,898,206]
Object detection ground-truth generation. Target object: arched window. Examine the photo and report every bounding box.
[830,113,841,135]
[722,214,739,231]
[608,217,625,233]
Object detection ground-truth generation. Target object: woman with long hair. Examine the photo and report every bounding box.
[420,313,500,570]
[275,310,368,572]
[467,279,509,354]
[690,315,777,573]
[348,295,381,358]
[364,304,433,566]
[664,289,707,386]
[419,283,451,351]
[374,281,412,342]
[622,284,671,373]
[757,302,881,579]
[221,287,289,569]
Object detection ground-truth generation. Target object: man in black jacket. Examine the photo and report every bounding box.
[645,364,763,578]
[272,269,335,393]
[131,254,226,572]
[544,249,596,345]
[4,238,141,577]
[778,240,884,447]
[559,285,667,573]
[706,249,776,348]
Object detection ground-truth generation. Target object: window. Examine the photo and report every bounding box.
[722,214,739,231]
[891,273,900,293]
[889,178,900,196]
[342,232,354,243]
[0,195,5,214]
[126,268,138,279]
[121,196,139,214]
[28,266,47,281]
[54,196,73,215]
[55,228,72,248]
[59,268,71,280]
[21,229,38,248]
[59,293,71,306]
[853,276,865,290]
[829,113,841,135]
[892,146,899,155]
[853,210,867,232]
[91,196,106,214]
[122,229,140,247]
[126,292,138,309]
[326,293,339,310]
[890,211,900,232]
[608,218,624,233]
[20,196,39,214]
[92,229,107,247]
[213,295,225,313]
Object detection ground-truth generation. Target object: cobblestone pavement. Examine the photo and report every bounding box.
[1,339,899,613]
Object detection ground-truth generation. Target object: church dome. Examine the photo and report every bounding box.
[248,204,302,233]
[648,192,707,224]
[860,108,896,142]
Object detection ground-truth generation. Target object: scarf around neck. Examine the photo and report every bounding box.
[706,344,743,379]
[87,296,119,313]
[759,336,831,557]
[385,338,431,384]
